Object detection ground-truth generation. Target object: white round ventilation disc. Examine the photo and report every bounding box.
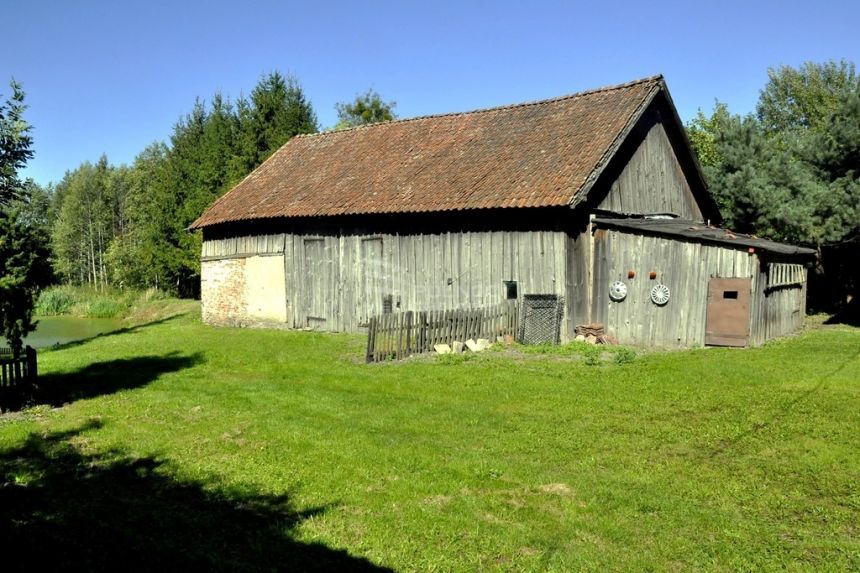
[650,283,670,305]
[609,281,628,301]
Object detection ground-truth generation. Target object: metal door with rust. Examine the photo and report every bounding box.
[705,278,751,347]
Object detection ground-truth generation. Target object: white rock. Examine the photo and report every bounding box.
[476,338,491,351]
[452,341,465,353]
[585,334,598,345]
[465,339,481,352]
[575,334,586,342]
[434,344,452,354]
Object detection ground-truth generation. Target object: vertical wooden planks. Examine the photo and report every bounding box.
[364,302,520,362]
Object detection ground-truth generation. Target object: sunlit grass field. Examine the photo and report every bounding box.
[1,305,858,571]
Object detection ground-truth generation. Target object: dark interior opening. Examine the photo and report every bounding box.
[504,281,518,300]
[723,291,738,300]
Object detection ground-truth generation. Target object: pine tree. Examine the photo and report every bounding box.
[0,81,51,351]
[0,80,33,206]
[242,72,318,167]
[44,71,320,298]
[687,60,860,312]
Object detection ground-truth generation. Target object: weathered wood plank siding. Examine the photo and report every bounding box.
[591,228,759,347]
[755,261,807,344]
[201,233,286,258]
[597,121,703,220]
[762,285,806,341]
[203,230,568,335]
[284,230,566,333]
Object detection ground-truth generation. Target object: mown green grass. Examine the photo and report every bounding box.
[1,307,858,571]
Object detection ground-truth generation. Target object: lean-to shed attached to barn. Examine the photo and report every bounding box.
[190,75,814,348]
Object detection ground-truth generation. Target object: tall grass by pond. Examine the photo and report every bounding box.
[35,285,169,319]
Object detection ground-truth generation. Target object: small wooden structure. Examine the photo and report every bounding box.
[591,218,812,347]
[191,75,814,348]
[0,346,37,408]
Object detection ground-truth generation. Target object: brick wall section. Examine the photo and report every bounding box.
[201,258,248,326]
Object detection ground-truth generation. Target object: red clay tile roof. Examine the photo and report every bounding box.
[190,76,664,229]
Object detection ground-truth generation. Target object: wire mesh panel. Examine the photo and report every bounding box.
[518,294,564,345]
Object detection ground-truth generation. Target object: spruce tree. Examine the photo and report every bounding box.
[0,81,51,352]
[244,72,318,166]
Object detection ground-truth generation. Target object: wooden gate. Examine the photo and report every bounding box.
[705,278,751,347]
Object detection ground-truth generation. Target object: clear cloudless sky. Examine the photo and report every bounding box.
[4,0,859,186]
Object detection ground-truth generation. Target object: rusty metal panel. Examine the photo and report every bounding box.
[705,278,751,347]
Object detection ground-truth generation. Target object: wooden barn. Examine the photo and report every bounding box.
[190,75,814,348]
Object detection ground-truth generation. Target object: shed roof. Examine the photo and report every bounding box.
[593,217,816,256]
[190,76,665,229]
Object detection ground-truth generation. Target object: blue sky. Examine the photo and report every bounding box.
[5,0,859,186]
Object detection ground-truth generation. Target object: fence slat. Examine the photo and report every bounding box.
[365,302,520,362]
[0,346,38,408]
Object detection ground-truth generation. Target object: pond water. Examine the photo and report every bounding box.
[23,316,124,348]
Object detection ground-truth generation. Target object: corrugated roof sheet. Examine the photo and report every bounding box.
[593,217,816,256]
[190,76,663,229]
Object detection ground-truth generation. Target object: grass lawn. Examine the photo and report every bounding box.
[1,304,858,571]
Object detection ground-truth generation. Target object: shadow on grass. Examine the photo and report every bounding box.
[710,346,860,458]
[825,298,860,326]
[0,420,391,572]
[32,352,205,408]
[46,312,192,352]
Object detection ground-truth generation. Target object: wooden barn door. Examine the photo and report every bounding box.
[302,238,330,328]
[705,278,751,347]
[358,237,384,326]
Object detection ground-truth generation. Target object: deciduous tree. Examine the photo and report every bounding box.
[334,90,396,129]
[757,60,858,135]
[687,60,860,311]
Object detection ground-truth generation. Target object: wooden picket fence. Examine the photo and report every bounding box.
[365,301,519,363]
[0,347,38,407]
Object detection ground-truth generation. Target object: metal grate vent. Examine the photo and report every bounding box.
[517,294,564,345]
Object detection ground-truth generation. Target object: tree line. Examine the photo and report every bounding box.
[31,75,396,298]
[1,61,857,349]
[687,60,859,313]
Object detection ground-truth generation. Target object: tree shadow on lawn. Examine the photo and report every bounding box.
[0,352,205,413]
[32,352,206,408]
[0,420,391,572]
[709,346,860,458]
[46,312,193,352]
[825,297,860,327]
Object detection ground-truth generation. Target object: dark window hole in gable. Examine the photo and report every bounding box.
[723,291,739,300]
[504,281,518,300]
